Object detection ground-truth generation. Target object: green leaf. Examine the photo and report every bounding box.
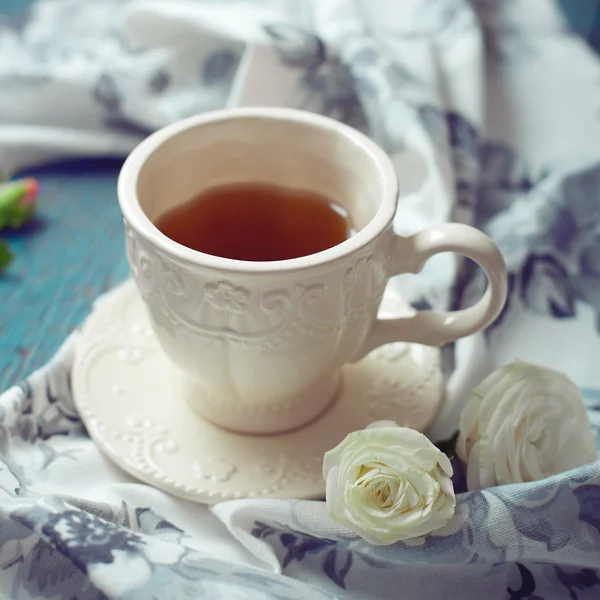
[0,238,14,272]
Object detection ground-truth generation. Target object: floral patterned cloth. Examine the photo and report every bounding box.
[1,0,600,598]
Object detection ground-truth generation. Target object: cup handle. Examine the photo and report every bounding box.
[355,223,508,359]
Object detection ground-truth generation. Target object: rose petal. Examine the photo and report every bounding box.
[366,420,399,430]
[457,360,598,491]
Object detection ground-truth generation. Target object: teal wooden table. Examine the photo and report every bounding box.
[0,159,128,389]
[1,0,600,391]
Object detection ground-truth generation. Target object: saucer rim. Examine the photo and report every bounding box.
[71,280,444,504]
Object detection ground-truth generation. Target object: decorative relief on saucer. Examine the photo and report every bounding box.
[72,279,443,503]
[194,457,237,482]
[366,344,442,427]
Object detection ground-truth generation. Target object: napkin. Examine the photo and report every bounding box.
[1,0,600,598]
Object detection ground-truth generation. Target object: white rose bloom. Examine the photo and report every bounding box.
[323,421,455,545]
[457,360,597,491]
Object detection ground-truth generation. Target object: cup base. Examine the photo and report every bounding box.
[177,370,343,436]
[72,279,444,504]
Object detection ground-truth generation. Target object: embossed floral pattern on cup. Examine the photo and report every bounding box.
[205,281,249,313]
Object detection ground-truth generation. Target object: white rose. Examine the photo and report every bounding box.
[456,360,597,491]
[323,421,455,545]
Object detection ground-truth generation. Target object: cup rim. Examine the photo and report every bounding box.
[118,107,399,274]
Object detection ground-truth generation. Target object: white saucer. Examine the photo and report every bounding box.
[72,280,443,504]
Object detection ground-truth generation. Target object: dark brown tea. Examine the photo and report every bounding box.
[154,182,354,261]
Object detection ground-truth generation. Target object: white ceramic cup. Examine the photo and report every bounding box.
[118,107,507,435]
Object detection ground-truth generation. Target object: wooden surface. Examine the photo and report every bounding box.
[0,159,128,390]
